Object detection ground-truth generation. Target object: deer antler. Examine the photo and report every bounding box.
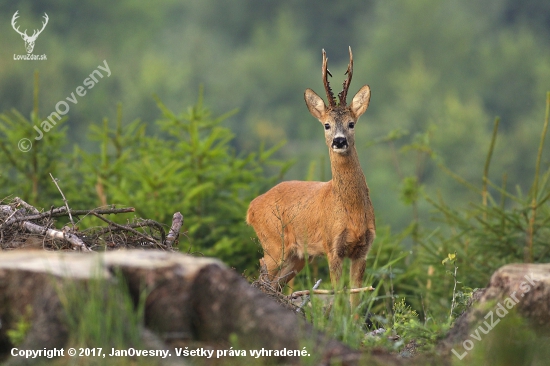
[31,13,49,39]
[322,49,337,108]
[11,11,27,37]
[338,46,354,107]
[11,12,48,39]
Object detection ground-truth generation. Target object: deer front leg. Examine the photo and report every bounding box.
[326,251,344,291]
[276,256,305,289]
[325,250,345,317]
[260,253,305,291]
[350,257,366,308]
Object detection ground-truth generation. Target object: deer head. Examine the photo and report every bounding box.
[304,47,371,155]
[12,11,49,54]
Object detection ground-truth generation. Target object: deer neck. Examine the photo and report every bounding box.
[329,147,369,207]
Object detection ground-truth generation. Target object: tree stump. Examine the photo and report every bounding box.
[441,263,550,362]
[0,250,361,365]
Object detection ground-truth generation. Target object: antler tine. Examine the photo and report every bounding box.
[11,11,27,36]
[338,46,354,106]
[32,13,49,38]
[11,10,20,27]
[322,49,336,108]
[41,13,49,30]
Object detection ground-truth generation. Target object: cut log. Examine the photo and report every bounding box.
[0,250,362,365]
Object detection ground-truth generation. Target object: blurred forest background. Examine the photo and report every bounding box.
[1,0,550,319]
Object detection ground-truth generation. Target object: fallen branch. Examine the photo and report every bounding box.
[21,220,91,252]
[49,173,75,228]
[0,206,23,228]
[165,212,183,248]
[296,279,322,312]
[289,286,375,299]
[12,197,39,214]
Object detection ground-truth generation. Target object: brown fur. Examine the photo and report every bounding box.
[246,50,375,308]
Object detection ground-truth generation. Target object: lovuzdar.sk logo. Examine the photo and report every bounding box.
[11,10,48,61]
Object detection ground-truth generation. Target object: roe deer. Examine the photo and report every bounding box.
[247,47,375,308]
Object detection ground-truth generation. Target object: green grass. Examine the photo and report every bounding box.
[52,262,150,366]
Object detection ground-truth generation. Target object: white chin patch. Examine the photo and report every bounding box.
[332,147,348,154]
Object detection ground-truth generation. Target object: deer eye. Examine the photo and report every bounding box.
[324,123,330,130]
[348,122,355,129]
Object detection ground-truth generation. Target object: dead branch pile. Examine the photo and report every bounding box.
[0,196,183,252]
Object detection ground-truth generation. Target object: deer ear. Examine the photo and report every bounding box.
[350,85,371,119]
[304,89,327,121]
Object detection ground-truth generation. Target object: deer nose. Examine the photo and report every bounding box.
[332,137,348,149]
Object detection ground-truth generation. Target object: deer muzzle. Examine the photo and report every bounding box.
[332,137,348,151]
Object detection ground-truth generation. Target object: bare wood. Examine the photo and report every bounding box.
[290,286,375,299]
[22,220,90,252]
[0,206,21,228]
[49,173,75,228]
[165,212,183,247]
[247,48,375,309]
[296,278,322,312]
[0,205,14,216]
[13,197,40,214]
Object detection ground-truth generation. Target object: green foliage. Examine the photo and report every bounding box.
[391,298,445,350]
[56,268,145,350]
[441,252,459,320]
[54,266,150,366]
[440,252,473,320]
[452,287,474,319]
[400,176,421,206]
[359,296,448,355]
[398,93,550,328]
[419,93,550,295]
[392,298,419,337]
[6,306,32,346]
[73,89,290,271]
[0,72,71,204]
